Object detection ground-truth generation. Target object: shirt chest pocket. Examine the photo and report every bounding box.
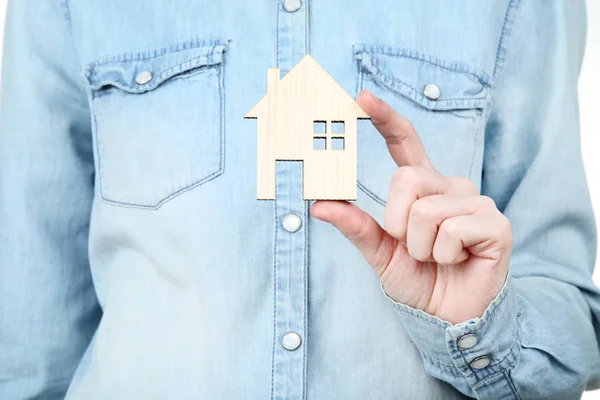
[353,45,490,206]
[82,41,228,209]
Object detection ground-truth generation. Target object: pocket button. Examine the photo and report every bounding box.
[423,83,441,100]
[135,71,153,85]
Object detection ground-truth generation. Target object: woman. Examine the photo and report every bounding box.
[1,0,599,399]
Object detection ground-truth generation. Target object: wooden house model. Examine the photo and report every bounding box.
[245,55,370,200]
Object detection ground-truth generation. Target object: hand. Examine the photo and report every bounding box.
[311,90,512,325]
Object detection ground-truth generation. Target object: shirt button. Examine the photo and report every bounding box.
[283,0,302,12]
[457,334,478,350]
[470,355,491,370]
[423,83,441,100]
[135,71,153,85]
[281,332,302,351]
[282,213,302,233]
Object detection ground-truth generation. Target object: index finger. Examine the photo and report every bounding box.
[358,89,434,170]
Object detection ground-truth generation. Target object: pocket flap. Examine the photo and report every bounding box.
[353,45,490,111]
[82,41,228,94]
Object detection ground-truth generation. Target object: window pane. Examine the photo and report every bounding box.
[313,121,326,134]
[332,121,345,134]
[331,137,345,150]
[313,137,326,150]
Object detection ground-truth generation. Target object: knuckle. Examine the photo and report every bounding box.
[478,195,497,211]
[497,217,513,245]
[464,179,479,194]
[410,198,434,219]
[438,219,459,239]
[432,246,453,265]
[385,228,406,240]
[351,210,371,240]
[399,118,416,136]
[385,114,416,142]
[408,245,429,262]
[384,221,406,240]
[384,209,406,239]
[453,177,478,194]
[392,166,420,187]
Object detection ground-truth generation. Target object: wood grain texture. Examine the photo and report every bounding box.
[245,55,370,200]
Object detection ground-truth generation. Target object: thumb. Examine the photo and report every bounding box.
[310,200,395,276]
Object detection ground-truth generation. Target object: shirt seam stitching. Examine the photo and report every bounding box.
[58,0,84,67]
[492,0,525,81]
[85,39,229,68]
[271,196,278,400]
[87,54,222,91]
[357,57,488,112]
[354,44,492,86]
[504,370,523,400]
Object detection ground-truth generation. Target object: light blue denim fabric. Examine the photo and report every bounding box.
[1,0,599,399]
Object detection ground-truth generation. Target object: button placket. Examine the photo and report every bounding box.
[272,161,308,400]
[270,2,310,398]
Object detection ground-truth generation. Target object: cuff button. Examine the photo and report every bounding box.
[470,355,491,370]
[457,333,478,350]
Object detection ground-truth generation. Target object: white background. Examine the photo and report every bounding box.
[580,3,600,398]
[0,1,598,398]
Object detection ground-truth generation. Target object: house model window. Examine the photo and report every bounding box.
[313,120,345,150]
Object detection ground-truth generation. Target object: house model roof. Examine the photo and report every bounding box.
[245,54,369,119]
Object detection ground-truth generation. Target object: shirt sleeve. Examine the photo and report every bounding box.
[0,0,101,398]
[384,1,600,399]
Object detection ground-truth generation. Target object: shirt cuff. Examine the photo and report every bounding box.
[382,275,522,387]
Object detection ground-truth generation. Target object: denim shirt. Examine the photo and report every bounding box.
[1,0,600,399]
